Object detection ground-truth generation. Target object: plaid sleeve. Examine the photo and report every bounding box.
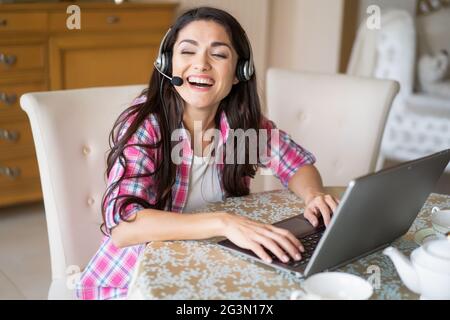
[103,114,158,233]
[259,116,316,187]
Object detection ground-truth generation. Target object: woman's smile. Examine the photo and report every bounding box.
[186,74,215,92]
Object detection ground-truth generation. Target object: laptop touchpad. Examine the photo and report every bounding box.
[273,215,323,238]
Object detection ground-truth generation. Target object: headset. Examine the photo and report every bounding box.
[154,27,255,86]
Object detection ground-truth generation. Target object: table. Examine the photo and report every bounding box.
[128,187,450,299]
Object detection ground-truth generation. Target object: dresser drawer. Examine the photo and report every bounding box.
[0,82,47,123]
[0,13,47,33]
[0,121,35,160]
[0,155,41,206]
[49,8,173,32]
[0,156,40,186]
[0,44,46,73]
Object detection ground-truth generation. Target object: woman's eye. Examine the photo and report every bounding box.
[180,51,227,58]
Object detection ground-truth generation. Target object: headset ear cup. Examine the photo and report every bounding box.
[160,53,169,74]
[236,60,245,82]
[242,60,250,81]
[248,61,254,79]
[155,54,163,71]
[236,59,253,81]
[165,52,172,75]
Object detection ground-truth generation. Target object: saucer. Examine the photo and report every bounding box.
[414,228,437,245]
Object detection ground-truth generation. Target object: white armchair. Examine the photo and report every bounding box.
[347,10,450,169]
[251,69,399,192]
[20,85,146,299]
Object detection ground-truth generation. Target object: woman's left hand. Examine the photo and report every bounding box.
[303,192,340,227]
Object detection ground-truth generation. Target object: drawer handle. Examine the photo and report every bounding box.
[0,19,7,27]
[0,53,16,66]
[0,166,21,179]
[0,92,17,105]
[0,129,20,142]
[106,15,120,24]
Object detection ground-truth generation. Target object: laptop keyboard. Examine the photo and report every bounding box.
[269,230,324,267]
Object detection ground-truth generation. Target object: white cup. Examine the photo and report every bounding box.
[290,272,373,300]
[431,207,450,239]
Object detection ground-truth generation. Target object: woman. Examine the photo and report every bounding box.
[76,7,339,300]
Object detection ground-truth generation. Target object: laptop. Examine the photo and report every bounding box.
[218,148,450,278]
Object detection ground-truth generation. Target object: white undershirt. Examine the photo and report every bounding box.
[183,152,223,212]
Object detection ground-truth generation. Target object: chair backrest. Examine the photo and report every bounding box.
[263,68,399,190]
[20,85,146,282]
[372,11,415,98]
[347,10,415,98]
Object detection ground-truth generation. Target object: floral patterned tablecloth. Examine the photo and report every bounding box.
[128,187,450,300]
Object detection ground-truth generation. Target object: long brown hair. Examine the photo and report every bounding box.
[101,7,263,235]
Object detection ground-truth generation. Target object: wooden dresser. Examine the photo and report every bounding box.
[0,2,177,207]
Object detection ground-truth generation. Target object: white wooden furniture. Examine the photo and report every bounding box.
[20,84,146,299]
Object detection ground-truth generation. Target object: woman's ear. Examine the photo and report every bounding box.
[233,76,239,85]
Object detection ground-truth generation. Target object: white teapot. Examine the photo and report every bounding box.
[383,234,450,299]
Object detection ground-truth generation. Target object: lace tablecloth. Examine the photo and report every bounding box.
[128,187,450,300]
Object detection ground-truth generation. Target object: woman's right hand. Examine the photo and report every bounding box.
[220,213,304,264]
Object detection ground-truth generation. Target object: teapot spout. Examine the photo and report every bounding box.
[383,246,421,294]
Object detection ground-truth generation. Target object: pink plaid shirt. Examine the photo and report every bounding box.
[76,96,316,300]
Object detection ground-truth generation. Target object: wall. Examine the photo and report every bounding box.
[416,6,450,56]
[268,0,345,74]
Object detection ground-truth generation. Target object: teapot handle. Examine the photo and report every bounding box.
[431,207,440,214]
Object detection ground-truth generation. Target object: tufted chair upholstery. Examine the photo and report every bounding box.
[20,84,146,299]
[254,69,399,192]
[348,10,450,170]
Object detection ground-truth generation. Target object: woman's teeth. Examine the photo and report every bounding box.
[187,76,214,86]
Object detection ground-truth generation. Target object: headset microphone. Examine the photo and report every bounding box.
[170,76,183,86]
[154,62,183,86]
